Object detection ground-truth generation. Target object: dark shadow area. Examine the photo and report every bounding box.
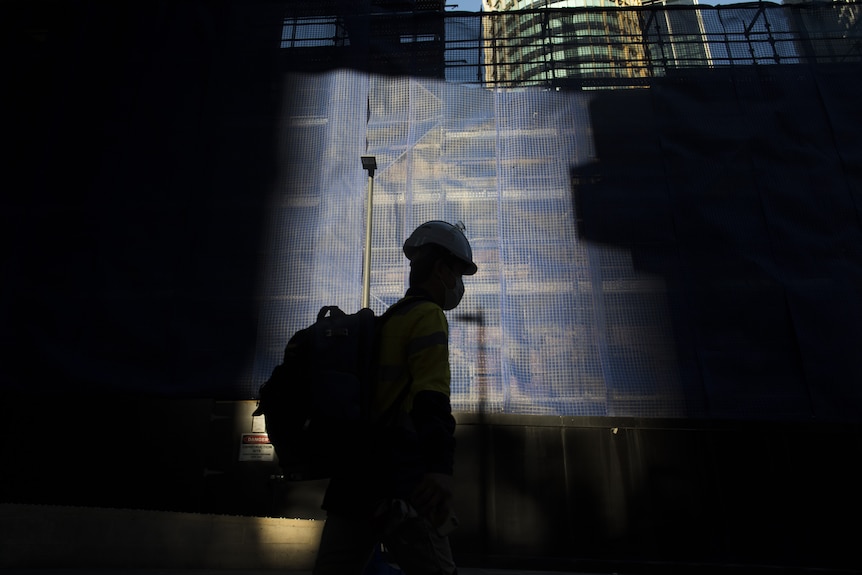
[572,65,862,422]
[2,0,285,399]
[451,416,862,574]
[547,62,862,574]
[0,396,214,512]
[0,0,287,516]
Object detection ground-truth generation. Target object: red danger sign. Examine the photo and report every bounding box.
[242,433,271,445]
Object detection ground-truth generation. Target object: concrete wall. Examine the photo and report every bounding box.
[2,398,860,573]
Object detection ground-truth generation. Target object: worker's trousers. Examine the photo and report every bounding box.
[312,507,457,575]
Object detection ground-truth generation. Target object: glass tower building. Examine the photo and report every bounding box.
[481,0,651,88]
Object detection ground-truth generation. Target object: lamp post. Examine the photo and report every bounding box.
[360,156,377,309]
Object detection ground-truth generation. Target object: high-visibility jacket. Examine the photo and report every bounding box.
[375,295,449,414]
[374,289,456,476]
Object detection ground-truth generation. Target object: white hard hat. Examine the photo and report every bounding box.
[403,220,478,275]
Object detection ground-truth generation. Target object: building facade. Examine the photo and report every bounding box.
[481,0,651,88]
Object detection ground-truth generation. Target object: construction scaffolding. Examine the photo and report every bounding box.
[253,4,862,420]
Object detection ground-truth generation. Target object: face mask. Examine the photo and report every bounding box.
[441,274,464,311]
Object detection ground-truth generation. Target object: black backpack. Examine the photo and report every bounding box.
[253,300,415,481]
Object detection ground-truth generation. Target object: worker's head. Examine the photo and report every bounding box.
[404,221,477,310]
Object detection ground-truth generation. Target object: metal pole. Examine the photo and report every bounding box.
[360,156,377,309]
